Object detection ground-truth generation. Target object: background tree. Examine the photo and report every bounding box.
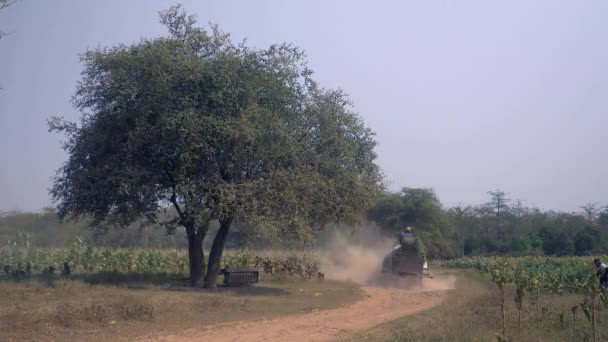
[366,192,403,231]
[580,203,601,223]
[448,204,472,257]
[474,203,493,254]
[574,227,601,255]
[368,188,456,258]
[508,199,528,251]
[487,190,510,242]
[49,5,382,287]
[538,227,573,256]
[598,207,608,226]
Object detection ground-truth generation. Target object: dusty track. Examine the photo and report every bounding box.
[141,286,447,342]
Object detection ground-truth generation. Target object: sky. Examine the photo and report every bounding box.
[0,0,607,212]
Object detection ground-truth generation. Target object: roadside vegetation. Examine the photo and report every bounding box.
[352,270,608,342]
[0,238,321,282]
[443,257,608,341]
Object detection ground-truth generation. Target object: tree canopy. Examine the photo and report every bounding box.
[49,5,382,287]
[368,188,456,258]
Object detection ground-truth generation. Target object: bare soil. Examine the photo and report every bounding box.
[140,282,448,342]
[0,277,363,342]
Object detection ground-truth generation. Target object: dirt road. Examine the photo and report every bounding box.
[141,286,447,342]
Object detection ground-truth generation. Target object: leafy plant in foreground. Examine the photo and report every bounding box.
[513,267,528,335]
[491,259,512,342]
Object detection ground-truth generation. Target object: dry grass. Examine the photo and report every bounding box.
[351,270,608,342]
[0,276,362,342]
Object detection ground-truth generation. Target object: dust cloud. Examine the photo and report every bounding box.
[317,226,456,291]
[318,227,394,284]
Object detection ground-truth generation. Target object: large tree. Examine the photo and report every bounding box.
[487,189,510,240]
[49,6,381,287]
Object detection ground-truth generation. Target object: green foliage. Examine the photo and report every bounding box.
[538,227,574,256]
[0,241,321,279]
[575,227,601,255]
[445,256,608,341]
[48,4,381,286]
[445,256,602,294]
[598,208,608,226]
[49,4,380,232]
[491,259,512,340]
[513,267,528,334]
[368,187,608,259]
[367,188,456,259]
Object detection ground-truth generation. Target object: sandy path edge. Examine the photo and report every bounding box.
[137,287,447,342]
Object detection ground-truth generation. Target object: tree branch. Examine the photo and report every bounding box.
[0,0,15,10]
[164,168,188,228]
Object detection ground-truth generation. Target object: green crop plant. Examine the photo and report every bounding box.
[529,275,543,325]
[443,255,608,340]
[444,256,606,294]
[0,242,321,281]
[491,258,512,342]
[513,266,528,335]
[585,273,601,342]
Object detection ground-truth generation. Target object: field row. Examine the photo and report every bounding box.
[443,255,606,293]
[443,256,608,341]
[0,244,320,279]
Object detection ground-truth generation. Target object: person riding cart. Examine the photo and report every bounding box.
[397,227,415,245]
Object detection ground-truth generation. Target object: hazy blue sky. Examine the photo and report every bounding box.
[1,0,607,212]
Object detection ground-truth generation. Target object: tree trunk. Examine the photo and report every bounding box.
[511,225,515,251]
[481,217,486,254]
[204,218,232,288]
[187,231,205,287]
[496,209,501,241]
[461,228,465,257]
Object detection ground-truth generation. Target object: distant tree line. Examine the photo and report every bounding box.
[367,188,608,259]
[0,208,188,249]
[3,188,605,260]
[0,208,290,250]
